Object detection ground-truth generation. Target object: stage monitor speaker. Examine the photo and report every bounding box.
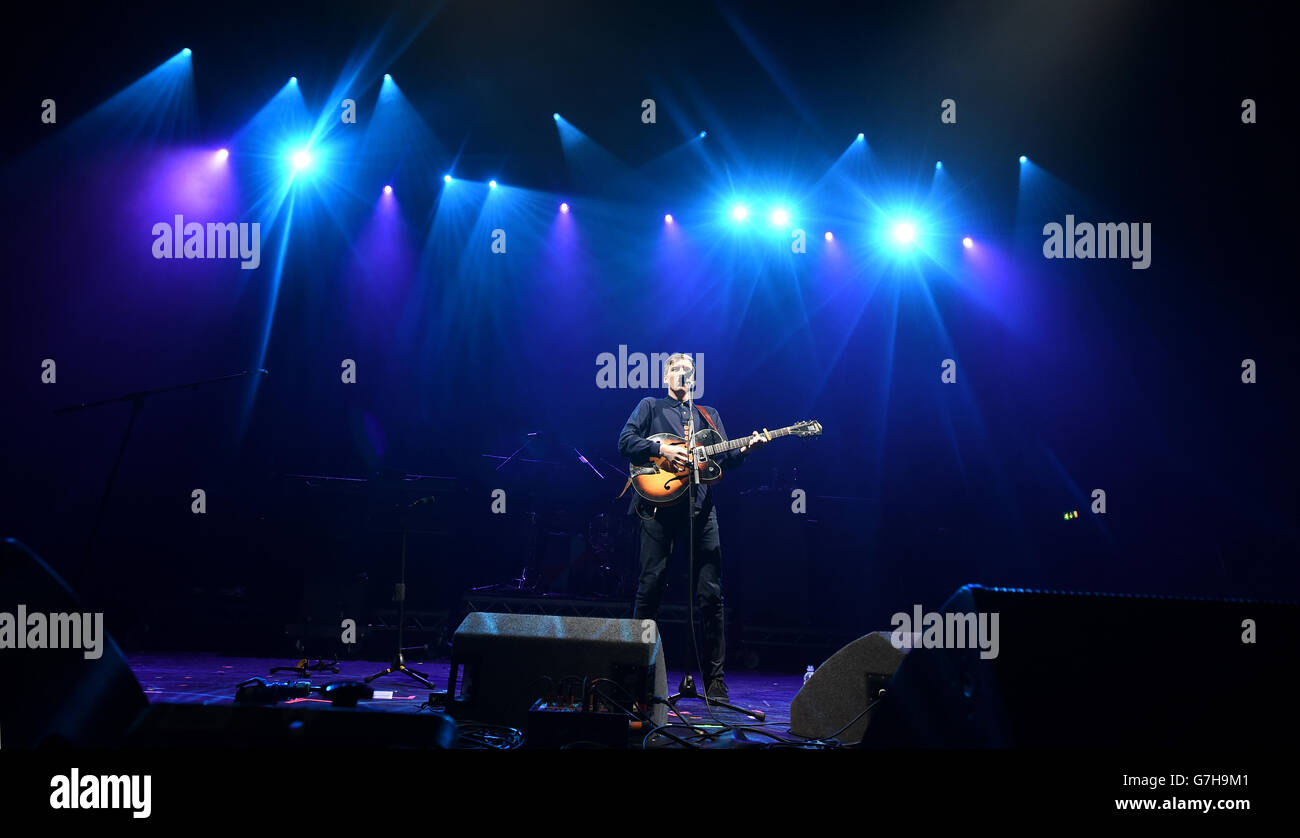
[449,613,668,730]
[0,538,148,748]
[789,631,908,743]
[861,585,1300,748]
[125,702,457,748]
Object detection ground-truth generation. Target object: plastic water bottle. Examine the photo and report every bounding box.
[804,665,814,684]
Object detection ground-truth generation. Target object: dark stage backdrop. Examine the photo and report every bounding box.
[1,0,1295,655]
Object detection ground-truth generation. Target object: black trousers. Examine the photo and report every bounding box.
[632,502,725,685]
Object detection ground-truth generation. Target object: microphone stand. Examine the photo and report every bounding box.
[54,369,268,591]
[666,376,765,723]
[365,496,436,689]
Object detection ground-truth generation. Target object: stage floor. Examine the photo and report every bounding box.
[126,652,801,746]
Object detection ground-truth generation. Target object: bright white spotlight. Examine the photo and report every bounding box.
[857,133,865,142]
[384,73,392,81]
[824,231,833,241]
[383,185,393,195]
[291,149,312,172]
[560,202,570,214]
[731,205,748,222]
[770,208,790,227]
[892,222,917,245]
[935,161,943,170]
[664,214,674,224]
[214,148,229,163]
[489,180,498,189]
[443,174,452,183]
[962,236,974,249]
[182,48,192,57]
[1019,155,1028,164]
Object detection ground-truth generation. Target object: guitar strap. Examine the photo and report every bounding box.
[695,403,721,434]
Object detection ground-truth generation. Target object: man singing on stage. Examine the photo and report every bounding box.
[617,353,766,700]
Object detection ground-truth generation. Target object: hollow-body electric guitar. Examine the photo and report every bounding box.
[629,419,822,507]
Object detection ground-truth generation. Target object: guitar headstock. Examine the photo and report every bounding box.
[791,419,823,438]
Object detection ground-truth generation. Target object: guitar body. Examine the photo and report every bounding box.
[624,417,822,509]
[631,430,724,507]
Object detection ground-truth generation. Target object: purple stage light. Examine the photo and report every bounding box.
[383,185,393,195]
[664,213,674,224]
[824,231,833,241]
[214,148,229,163]
[560,202,570,214]
[962,236,973,248]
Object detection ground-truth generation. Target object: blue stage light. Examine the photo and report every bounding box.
[553,113,561,121]
[824,231,833,241]
[892,221,917,245]
[215,148,229,163]
[935,161,943,170]
[182,48,192,57]
[699,130,707,138]
[384,73,392,81]
[1019,155,1028,164]
[962,236,973,249]
[770,208,790,227]
[857,133,865,142]
[383,185,392,195]
[291,149,312,172]
[443,174,452,183]
[664,214,674,224]
[731,205,748,222]
[289,76,298,85]
[560,202,570,214]
[489,180,498,189]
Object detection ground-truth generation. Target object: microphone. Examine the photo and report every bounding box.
[406,495,437,509]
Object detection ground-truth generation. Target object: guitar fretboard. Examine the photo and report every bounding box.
[698,425,799,457]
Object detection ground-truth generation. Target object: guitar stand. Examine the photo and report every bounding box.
[667,672,766,722]
[270,658,340,677]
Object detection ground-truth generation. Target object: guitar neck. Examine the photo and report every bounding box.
[698,425,798,457]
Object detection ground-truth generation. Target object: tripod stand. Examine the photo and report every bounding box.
[668,672,765,721]
[365,496,436,689]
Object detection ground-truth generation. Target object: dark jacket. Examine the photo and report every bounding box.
[618,395,748,514]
